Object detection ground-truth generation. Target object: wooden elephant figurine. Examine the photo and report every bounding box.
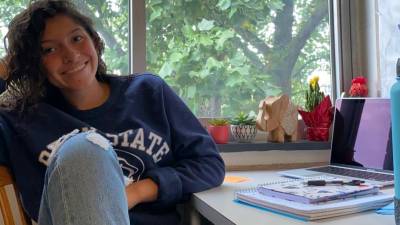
[256,95,298,143]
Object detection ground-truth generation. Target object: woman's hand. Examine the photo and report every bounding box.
[125,178,158,209]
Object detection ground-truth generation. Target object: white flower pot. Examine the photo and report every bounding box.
[230,125,257,143]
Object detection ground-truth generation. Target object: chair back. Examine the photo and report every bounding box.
[0,166,31,225]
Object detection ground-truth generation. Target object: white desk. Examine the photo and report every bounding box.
[192,170,395,225]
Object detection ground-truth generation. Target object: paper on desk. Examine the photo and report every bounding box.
[224,175,251,183]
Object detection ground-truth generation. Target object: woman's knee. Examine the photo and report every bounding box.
[49,131,118,172]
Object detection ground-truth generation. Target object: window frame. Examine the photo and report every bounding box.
[129,0,146,74]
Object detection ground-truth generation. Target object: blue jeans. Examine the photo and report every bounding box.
[38,131,130,225]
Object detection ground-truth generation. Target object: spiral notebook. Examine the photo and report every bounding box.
[234,177,393,221]
[257,178,380,204]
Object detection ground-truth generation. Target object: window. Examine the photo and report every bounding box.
[0,0,129,75]
[1,0,335,121]
[145,0,333,117]
[377,0,400,97]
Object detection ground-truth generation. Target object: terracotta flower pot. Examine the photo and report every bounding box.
[207,125,229,144]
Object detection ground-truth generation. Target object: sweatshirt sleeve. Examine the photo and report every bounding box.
[144,78,225,207]
[0,115,11,167]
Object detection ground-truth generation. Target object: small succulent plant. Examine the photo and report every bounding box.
[208,118,230,126]
[230,112,256,125]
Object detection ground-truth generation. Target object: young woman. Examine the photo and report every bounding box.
[0,1,225,225]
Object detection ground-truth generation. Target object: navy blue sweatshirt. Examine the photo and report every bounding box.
[0,74,225,225]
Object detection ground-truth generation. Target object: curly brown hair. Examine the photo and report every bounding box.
[3,0,106,111]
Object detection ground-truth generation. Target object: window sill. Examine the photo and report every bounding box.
[217,140,331,152]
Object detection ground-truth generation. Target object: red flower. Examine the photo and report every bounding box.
[349,83,368,97]
[352,76,367,84]
[349,76,368,97]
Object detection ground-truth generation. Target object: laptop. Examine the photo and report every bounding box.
[279,98,394,187]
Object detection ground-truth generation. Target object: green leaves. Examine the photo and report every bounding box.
[199,36,214,46]
[208,118,230,126]
[169,52,184,63]
[198,19,215,31]
[206,57,223,70]
[159,62,174,78]
[230,112,256,125]
[269,0,285,10]
[217,0,231,11]
[216,29,235,49]
[145,0,330,117]
[187,85,197,99]
[149,7,162,22]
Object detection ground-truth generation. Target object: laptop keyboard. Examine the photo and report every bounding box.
[309,166,394,182]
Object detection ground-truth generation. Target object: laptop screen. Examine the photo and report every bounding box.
[330,98,392,172]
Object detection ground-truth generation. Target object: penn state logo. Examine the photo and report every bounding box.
[114,149,145,183]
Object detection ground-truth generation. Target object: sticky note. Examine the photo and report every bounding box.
[224,175,251,183]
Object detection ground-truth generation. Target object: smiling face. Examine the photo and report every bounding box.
[41,14,99,93]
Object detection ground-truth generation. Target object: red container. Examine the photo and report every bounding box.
[306,127,329,141]
[207,125,229,144]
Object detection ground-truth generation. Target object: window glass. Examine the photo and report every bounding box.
[0,1,30,56]
[0,0,129,75]
[377,0,400,97]
[146,0,332,117]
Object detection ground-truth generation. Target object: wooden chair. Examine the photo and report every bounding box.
[0,166,31,225]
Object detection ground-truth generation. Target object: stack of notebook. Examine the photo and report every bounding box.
[234,176,393,221]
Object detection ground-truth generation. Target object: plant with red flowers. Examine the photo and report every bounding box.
[349,76,368,97]
[298,76,333,141]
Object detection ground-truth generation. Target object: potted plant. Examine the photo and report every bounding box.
[298,75,333,141]
[207,118,230,144]
[230,112,257,143]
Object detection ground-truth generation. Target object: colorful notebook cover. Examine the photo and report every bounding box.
[257,179,380,204]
